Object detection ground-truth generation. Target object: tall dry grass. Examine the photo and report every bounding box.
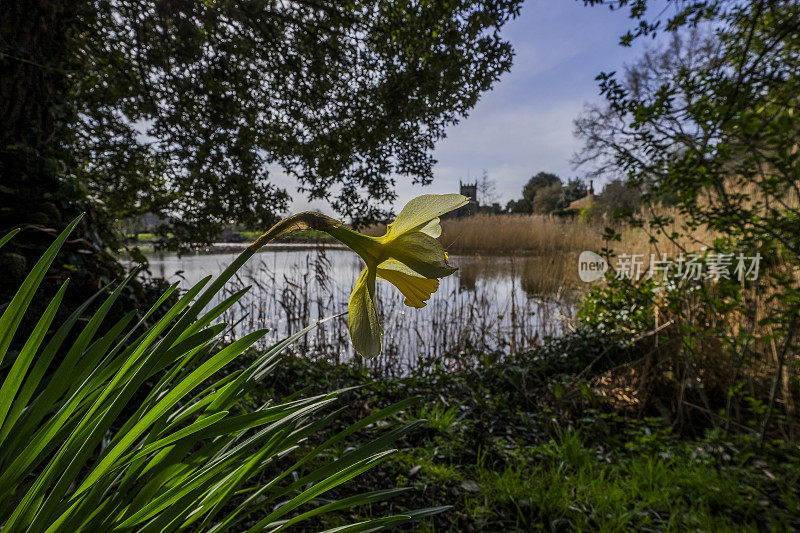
[439,214,602,254]
[436,211,717,257]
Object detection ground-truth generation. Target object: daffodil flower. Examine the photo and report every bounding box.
[251,194,468,358]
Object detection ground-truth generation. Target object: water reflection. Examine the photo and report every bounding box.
[144,245,579,375]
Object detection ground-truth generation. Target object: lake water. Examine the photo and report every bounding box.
[144,245,579,375]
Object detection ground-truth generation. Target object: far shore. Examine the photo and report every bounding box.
[128,211,705,257]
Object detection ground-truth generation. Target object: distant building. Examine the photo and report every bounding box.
[137,212,165,231]
[568,180,595,211]
[446,180,501,218]
[481,202,502,215]
[460,180,477,201]
[453,181,479,217]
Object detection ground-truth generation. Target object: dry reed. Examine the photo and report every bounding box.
[214,247,573,377]
[439,214,601,254]
[438,211,719,256]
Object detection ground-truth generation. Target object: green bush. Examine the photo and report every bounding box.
[577,275,662,338]
[0,218,444,532]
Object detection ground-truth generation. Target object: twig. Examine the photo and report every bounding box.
[576,316,678,382]
[761,314,797,446]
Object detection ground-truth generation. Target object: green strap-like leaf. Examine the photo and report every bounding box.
[245,450,397,532]
[71,330,267,499]
[0,228,20,250]
[0,281,67,434]
[0,216,82,370]
[273,488,413,531]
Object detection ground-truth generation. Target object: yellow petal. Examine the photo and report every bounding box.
[385,194,467,240]
[384,231,457,279]
[348,267,382,358]
[377,259,440,308]
[414,217,442,239]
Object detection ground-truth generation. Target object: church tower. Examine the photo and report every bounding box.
[459,180,477,201]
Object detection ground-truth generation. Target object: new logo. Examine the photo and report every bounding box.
[578,251,608,282]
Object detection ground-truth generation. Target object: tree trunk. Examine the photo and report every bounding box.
[0,0,143,341]
[1,0,80,287]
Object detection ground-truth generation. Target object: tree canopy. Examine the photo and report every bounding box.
[556,178,588,211]
[577,0,800,328]
[507,171,562,213]
[576,0,800,244]
[66,0,522,242]
[0,0,522,319]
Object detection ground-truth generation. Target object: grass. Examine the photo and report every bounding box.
[457,433,796,532]
[252,337,800,532]
[237,229,333,243]
[130,232,160,242]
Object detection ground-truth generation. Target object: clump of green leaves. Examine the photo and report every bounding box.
[578,275,662,337]
[0,218,445,532]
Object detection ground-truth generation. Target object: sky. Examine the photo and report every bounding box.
[290,0,671,214]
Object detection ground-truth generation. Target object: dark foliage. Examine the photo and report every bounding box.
[0,0,522,331]
[69,0,522,241]
[254,332,800,531]
[577,0,800,435]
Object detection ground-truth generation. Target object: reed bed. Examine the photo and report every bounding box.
[214,247,576,377]
[439,214,602,254]
[437,211,718,256]
[172,210,721,377]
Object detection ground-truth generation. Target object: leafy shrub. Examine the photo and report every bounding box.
[577,275,662,337]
